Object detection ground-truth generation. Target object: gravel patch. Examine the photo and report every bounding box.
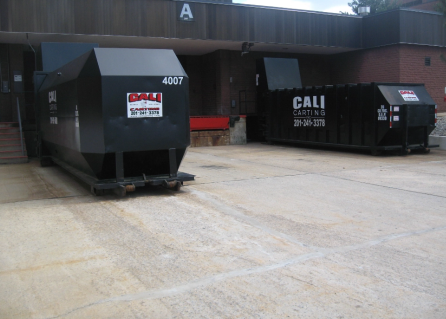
[430,116,446,136]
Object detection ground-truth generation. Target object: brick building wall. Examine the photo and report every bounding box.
[221,50,256,115]
[180,52,220,116]
[331,44,446,112]
[188,50,332,116]
[200,51,219,115]
[330,45,401,84]
[398,44,446,112]
[178,55,203,116]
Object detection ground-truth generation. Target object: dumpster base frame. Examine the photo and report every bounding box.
[47,156,195,196]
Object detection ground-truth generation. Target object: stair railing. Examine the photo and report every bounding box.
[16,97,24,156]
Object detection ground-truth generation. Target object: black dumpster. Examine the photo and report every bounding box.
[37,48,194,195]
[265,83,438,155]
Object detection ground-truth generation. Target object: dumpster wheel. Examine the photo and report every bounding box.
[91,186,104,196]
[400,148,411,156]
[163,180,182,191]
[174,181,182,191]
[114,185,127,197]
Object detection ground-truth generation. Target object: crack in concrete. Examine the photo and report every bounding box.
[45,186,446,318]
[47,224,446,319]
[34,170,57,198]
[40,151,446,318]
[319,173,446,199]
[188,173,310,186]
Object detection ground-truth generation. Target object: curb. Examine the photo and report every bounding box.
[429,136,446,150]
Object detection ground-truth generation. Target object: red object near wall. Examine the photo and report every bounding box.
[190,116,229,131]
[190,115,246,131]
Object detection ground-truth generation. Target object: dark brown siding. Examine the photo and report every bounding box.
[399,10,445,46]
[0,0,363,49]
[363,9,446,49]
[363,10,401,48]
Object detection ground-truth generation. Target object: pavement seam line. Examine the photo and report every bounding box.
[0,194,89,205]
[187,173,312,186]
[46,225,446,319]
[319,173,446,199]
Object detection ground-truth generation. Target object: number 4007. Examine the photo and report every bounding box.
[162,77,183,85]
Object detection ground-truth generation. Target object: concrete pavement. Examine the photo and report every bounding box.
[1,143,445,318]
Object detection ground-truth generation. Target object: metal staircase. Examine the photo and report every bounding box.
[0,122,28,164]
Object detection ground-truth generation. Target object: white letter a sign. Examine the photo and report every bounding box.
[180,3,194,21]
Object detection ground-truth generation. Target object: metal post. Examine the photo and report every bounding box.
[16,97,24,156]
[424,126,429,148]
[169,148,177,177]
[402,104,408,154]
[115,152,124,182]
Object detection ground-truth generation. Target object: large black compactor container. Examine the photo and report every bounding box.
[37,48,193,195]
[265,83,438,154]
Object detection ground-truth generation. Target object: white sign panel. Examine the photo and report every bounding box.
[127,93,163,118]
[399,90,419,102]
[377,105,388,121]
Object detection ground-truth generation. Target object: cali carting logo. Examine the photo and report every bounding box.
[398,90,419,102]
[48,90,58,124]
[292,95,326,127]
[127,93,163,118]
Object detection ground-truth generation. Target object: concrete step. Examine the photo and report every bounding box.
[0,132,21,139]
[0,156,28,164]
[0,150,27,157]
[0,122,19,128]
[0,138,26,145]
[0,127,20,133]
[0,144,26,151]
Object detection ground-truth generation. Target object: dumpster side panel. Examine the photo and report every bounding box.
[39,78,99,177]
[38,49,105,176]
[361,84,374,146]
[40,80,80,151]
[78,77,105,154]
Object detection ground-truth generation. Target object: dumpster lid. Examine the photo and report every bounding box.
[39,48,188,92]
[263,58,302,90]
[378,84,435,105]
[94,48,187,76]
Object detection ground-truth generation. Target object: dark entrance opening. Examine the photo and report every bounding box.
[23,50,36,125]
